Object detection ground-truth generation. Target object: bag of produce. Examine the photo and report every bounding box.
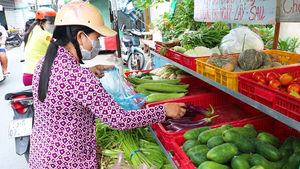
[219,26,264,54]
[100,67,146,111]
[111,151,135,169]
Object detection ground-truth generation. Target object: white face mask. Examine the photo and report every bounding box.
[80,32,101,60]
[45,24,55,34]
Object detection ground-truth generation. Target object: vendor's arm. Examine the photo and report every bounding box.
[89,65,115,77]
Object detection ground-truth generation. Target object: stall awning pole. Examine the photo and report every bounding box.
[111,0,122,59]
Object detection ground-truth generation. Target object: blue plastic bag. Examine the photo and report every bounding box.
[99,67,146,111]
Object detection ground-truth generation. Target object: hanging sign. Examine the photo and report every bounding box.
[194,0,276,24]
[279,0,300,22]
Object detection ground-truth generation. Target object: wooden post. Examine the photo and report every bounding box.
[273,23,280,49]
[207,22,211,27]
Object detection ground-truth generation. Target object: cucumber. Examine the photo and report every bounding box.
[251,138,281,161]
[198,161,230,169]
[207,135,225,149]
[282,152,300,169]
[141,76,152,80]
[186,144,210,158]
[292,137,300,153]
[248,153,274,169]
[250,165,264,169]
[269,157,288,169]
[279,136,295,158]
[182,140,200,152]
[145,93,185,102]
[190,152,208,167]
[207,143,239,163]
[240,153,251,160]
[231,155,250,169]
[198,124,234,144]
[137,83,187,93]
[244,124,254,129]
[223,130,255,153]
[183,126,211,141]
[257,132,282,149]
[124,77,181,84]
[229,127,257,138]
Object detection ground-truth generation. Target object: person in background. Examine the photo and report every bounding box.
[25,12,36,32]
[0,24,8,77]
[22,7,56,86]
[29,1,186,168]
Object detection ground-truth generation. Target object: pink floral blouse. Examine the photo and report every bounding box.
[29,46,166,169]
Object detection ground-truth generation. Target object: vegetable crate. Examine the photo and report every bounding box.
[148,92,266,151]
[238,65,300,122]
[171,116,300,169]
[167,49,209,71]
[195,50,300,91]
[155,44,172,58]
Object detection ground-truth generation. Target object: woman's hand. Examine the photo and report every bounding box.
[163,103,186,119]
[89,65,115,77]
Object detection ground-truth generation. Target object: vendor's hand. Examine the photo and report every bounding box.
[163,103,186,119]
[89,65,115,77]
[0,40,5,45]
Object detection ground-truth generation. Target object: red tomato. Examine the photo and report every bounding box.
[266,72,279,83]
[252,72,265,81]
[257,76,267,85]
[294,77,300,86]
[279,73,293,86]
[269,79,281,89]
[287,83,300,93]
[279,87,287,93]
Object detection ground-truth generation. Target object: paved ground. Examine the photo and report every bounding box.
[0,44,151,169]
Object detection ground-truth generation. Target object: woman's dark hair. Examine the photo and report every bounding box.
[23,19,46,47]
[38,25,94,102]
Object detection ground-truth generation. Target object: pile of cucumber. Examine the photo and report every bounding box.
[181,124,300,169]
[124,76,189,102]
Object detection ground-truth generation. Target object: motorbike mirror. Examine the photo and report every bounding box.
[0,32,2,36]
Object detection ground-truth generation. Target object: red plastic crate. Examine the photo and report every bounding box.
[171,116,300,169]
[167,49,210,71]
[148,92,265,151]
[238,65,300,122]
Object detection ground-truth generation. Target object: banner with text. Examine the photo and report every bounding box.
[194,0,276,24]
[279,0,300,22]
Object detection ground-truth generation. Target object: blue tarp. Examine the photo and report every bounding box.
[116,0,141,22]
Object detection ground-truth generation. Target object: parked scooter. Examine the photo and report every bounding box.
[5,86,34,162]
[6,32,22,47]
[119,24,145,71]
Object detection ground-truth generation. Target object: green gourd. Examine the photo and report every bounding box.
[238,49,263,71]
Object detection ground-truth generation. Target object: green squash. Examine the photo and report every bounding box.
[238,49,263,71]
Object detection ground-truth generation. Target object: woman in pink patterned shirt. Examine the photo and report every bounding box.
[29,2,186,169]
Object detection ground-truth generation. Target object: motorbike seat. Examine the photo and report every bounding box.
[121,35,131,43]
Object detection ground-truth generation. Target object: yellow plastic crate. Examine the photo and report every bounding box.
[195,50,300,91]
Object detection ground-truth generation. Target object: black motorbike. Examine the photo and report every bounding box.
[5,86,34,162]
[6,32,22,47]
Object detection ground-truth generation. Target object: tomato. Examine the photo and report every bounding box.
[279,87,287,93]
[257,76,267,85]
[294,77,300,86]
[266,72,279,83]
[287,83,300,93]
[279,73,293,86]
[269,79,281,89]
[252,72,265,81]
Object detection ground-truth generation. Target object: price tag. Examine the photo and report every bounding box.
[8,118,33,138]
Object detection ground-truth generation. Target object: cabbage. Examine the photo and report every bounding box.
[184,49,198,57]
[174,46,186,54]
[194,46,213,56]
[210,46,221,55]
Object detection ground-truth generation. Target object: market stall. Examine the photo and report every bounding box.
[96,0,300,168]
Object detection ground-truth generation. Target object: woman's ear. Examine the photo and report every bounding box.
[76,31,84,45]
